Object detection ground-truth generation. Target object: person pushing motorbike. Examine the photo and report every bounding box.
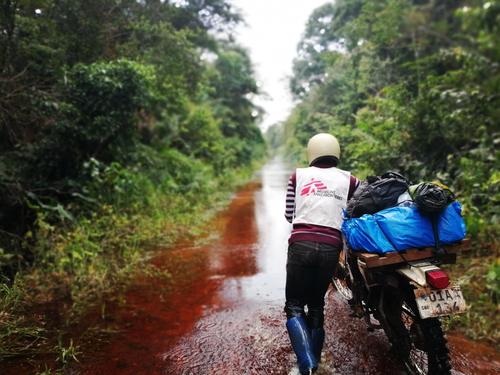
[284,133,360,374]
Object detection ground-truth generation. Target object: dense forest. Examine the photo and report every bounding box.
[273,0,498,343]
[0,0,264,361]
[1,0,499,369]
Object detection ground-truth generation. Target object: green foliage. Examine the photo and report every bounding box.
[206,46,265,165]
[0,0,265,366]
[171,103,225,162]
[446,255,500,347]
[486,259,500,302]
[265,123,285,154]
[27,60,154,183]
[0,0,264,277]
[55,338,80,366]
[0,279,45,360]
[68,60,154,116]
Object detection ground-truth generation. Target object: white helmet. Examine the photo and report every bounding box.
[307,133,341,165]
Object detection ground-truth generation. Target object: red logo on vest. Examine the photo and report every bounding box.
[300,178,328,196]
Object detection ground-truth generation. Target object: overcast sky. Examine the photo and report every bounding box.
[231,0,329,131]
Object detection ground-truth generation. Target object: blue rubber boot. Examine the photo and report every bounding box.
[286,317,318,374]
[310,327,325,363]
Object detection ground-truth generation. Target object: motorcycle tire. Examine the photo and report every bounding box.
[394,297,452,375]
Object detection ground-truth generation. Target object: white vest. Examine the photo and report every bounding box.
[293,167,351,230]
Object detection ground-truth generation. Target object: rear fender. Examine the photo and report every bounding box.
[396,263,441,288]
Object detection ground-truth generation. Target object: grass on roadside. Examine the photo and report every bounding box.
[0,161,260,368]
[444,239,499,348]
[0,280,47,361]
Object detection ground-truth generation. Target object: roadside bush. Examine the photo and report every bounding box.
[27,60,155,183]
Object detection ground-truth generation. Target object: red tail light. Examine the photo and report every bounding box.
[426,270,450,289]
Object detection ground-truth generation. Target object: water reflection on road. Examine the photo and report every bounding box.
[160,157,293,374]
[76,157,499,375]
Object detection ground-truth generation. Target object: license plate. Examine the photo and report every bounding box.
[414,285,467,319]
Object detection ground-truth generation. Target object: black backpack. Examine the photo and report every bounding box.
[346,171,409,218]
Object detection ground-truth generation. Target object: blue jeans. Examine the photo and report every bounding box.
[284,241,340,329]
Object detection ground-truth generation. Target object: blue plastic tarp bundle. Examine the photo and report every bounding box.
[341,201,467,253]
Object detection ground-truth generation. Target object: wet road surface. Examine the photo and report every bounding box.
[73,157,499,375]
[5,158,497,374]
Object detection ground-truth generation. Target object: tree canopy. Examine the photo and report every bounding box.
[0,0,265,275]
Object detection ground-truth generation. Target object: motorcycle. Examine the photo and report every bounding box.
[332,241,468,375]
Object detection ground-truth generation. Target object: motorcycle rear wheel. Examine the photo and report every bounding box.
[396,300,452,375]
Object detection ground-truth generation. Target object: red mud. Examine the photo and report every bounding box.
[2,158,499,375]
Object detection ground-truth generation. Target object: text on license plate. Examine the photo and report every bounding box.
[414,285,467,319]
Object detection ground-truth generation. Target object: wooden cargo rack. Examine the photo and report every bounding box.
[353,239,471,269]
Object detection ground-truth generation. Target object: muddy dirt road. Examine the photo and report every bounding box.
[8,158,495,375]
[72,157,499,375]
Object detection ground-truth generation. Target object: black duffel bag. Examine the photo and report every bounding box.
[412,182,456,214]
[346,171,410,218]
